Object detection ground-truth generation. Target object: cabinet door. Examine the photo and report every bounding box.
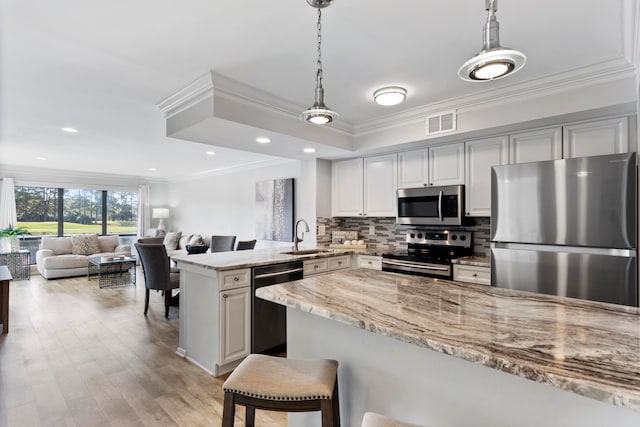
[364,153,397,217]
[219,287,250,365]
[357,255,382,270]
[453,265,491,286]
[429,142,464,186]
[332,158,364,216]
[563,117,629,158]
[465,136,509,217]
[398,149,428,188]
[509,127,562,164]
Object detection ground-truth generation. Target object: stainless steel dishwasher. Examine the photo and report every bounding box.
[251,260,303,354]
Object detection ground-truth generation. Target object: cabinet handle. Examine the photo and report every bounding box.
[423,183,427,186]
[233,277,239,282]
[314,265,319,269]
[368,261,372,264]
[472,273,478,277]
[338,261,342,265]
[222,294,228,299]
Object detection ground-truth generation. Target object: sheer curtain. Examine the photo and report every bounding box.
[0,178,17,229]
[137,185,149,237]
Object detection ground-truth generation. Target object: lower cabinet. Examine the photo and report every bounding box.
[357,255,382,270]
[453,264,491,286]
[219,285,251,365]
[304,255,351,277]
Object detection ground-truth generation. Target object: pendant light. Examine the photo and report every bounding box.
[300,0,338,125]
[458,0,526,82]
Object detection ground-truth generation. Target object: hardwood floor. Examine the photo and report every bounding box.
[0,270,287,427]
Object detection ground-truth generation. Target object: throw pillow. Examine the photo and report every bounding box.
[163,231,182,250]
[71,234,101,255]
[188,234,205,246]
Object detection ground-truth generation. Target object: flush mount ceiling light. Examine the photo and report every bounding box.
[304,148,316,153]
[205,151,216,156]
[256,137,271,144]
[61,127,78,133]
[458,0,526,82]
[300,0,338,125]
[373,86,407,106]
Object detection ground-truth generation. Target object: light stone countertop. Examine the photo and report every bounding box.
[452,255,491,267]
[256,269,640,412]
[170,247,353,271]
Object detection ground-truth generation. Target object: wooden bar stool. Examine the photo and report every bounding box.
[361,412,427,427]
[222,354,340,427]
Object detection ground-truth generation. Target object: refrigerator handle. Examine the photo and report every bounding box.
[438,190,443,222]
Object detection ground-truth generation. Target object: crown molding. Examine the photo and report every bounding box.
[353,59,637,137]
[157,71,354,135]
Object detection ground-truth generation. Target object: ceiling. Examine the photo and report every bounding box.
[0,0,636,180]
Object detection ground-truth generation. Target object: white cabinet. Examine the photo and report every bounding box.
[219,286,251,365]
[304,255,351,277]
[219,268,251,291]
[429,142,465,186]
[453,264,491,286]
[398,143,464,188]
[333,154,397,217]
[509,127,562,164]
[563,116,629,158]
[465,135,509,217]
[332,158,363,216]
[357,255,382,270]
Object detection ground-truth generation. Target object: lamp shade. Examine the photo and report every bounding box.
[152,208,170,219]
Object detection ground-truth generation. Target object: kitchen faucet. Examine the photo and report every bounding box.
[294,219,310,251]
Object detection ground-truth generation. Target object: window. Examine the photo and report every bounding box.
[16,186,138,236]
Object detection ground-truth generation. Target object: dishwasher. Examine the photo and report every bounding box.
[251,260,303,354]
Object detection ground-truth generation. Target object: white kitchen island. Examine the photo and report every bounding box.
[257,269,640,427]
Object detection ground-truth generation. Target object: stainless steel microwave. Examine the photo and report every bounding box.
[396,185,466,226]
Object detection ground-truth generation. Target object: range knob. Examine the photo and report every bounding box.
[417,233,423,239]
[410,233,415,239]
[460,235,467,241]
[451,235,457,241]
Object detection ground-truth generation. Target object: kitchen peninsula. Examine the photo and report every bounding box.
[171,248,352,376]
[257,269,640,427]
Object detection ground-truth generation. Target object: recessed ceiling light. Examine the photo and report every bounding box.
[206,151,216,156]
[256,137,271,144]
[61,127,78,133]
[373,86,407,106]
[35,156,46,161]
[149,168,157,171]
[304,148,316,153]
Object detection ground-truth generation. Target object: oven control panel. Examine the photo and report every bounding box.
[406,230,472,247]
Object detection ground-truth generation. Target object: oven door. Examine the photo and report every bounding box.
[396,185,464,226]
[382,257,452,279]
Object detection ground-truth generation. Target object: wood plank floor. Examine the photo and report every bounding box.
[0,270,287,427]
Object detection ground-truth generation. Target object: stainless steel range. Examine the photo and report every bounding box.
[382,230,472,279]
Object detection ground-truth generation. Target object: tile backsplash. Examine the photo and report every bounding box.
[317,216,491,256]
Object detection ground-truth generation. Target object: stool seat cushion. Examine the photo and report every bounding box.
[223,354,338,401]
[362,412,426,427]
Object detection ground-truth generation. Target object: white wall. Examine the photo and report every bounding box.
[167,159,321,249]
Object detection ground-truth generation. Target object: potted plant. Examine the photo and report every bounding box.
[0,224,30,252]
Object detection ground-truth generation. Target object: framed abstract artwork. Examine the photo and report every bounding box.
[255,178,294,242]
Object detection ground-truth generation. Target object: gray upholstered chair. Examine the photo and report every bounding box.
[361,412,426,427]
[235,239,257,251]
[210,235,237,252]
[134,242,180,318]
[222,354,340,427]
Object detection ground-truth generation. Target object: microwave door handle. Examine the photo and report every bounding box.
[438,190,443,222]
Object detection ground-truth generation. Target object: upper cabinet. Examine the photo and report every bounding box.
[465,135,509,217]
[509,127,562,164]
[398,142,464,188]
[332,154,397,217]
[563,117,629,158]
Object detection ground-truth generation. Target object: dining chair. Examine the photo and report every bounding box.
[235,239,257,250]
[210,235,237,252]
[134,242,180,318]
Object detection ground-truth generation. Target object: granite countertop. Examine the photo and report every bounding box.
[452,255,491,267]
[256,269,640,412]
[170,247,353,271]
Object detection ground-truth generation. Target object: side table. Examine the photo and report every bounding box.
[0,265,12,334]
[0,250,31,280]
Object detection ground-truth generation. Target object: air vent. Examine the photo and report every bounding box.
[426,110,457,135]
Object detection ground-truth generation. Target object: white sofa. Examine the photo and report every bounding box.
[36,235,131,279]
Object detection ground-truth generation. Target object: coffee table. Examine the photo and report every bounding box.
[88,256,137,288]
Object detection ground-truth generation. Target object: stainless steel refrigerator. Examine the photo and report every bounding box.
[490,152,637,307]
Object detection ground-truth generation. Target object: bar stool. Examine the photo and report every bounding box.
[222,354,340,427]
[361,412,427,427]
